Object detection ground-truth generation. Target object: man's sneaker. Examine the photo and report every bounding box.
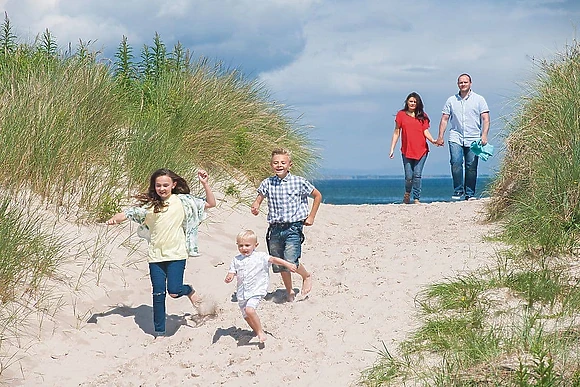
[465,196,477,201]
[451,194,462,200]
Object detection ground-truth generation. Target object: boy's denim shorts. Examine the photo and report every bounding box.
[266,221,305,273]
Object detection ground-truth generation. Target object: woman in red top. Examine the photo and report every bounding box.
[389,92,436,204]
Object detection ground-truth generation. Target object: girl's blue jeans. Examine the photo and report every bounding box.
[402,153,428,200]
[149,259,192,335]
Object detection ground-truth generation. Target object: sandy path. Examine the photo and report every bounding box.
[3,199,498,386]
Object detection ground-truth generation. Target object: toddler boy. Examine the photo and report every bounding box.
[224,230,297,343]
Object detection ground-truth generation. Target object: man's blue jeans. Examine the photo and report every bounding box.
[402,153,428,200]
[449,141,479,198]
[149,260,192,335]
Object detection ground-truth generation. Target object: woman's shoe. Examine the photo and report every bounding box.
[403,192,411,204]
[414,199,420,204]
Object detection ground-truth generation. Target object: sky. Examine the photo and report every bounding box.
[2,0,579,177]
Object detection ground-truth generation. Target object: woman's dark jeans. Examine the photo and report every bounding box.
[402,153,428,200]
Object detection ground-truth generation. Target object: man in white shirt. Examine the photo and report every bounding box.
[436,73,490,201]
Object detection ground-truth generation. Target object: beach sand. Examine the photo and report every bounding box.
[3,198,499,386]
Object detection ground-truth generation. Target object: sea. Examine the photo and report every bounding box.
[312,176,493,205]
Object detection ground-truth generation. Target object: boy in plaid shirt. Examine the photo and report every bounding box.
[251,148,322,302]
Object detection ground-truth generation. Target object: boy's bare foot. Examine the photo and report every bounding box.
[287,291,296,302]
[301,274,313,297]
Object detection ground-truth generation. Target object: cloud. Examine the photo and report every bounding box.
[3,0,314,72]
[0,0,578,175]
[260,0,579,105]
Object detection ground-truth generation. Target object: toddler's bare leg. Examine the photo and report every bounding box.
[244,307,267,342]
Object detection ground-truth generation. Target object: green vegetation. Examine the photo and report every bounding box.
[362,257,580,385]
[361,40,580,386]
[0,197,64,302]
[0,14,317,373]
[487,40,580,256]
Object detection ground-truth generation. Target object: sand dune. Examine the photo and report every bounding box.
[3,198,498,386]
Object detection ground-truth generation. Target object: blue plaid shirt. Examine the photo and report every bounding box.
[257,172,315,224]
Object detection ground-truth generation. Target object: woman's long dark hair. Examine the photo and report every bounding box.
[401,92,430,123]
[135,168,190,213]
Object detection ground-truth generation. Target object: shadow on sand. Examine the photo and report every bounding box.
[87,304,195,337]
[212,326,267,349]
[230,287,300,304]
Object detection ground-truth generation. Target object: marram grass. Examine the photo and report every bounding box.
[0,14,319,375]
[486,39,580,256]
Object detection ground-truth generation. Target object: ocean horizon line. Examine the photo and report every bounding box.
[313,174,496,180]
[313,176,494,205]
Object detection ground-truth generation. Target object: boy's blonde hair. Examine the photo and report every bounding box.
[236,229,258,244]
[271,148,292,160]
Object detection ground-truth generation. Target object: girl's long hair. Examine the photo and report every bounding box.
[135,168,190,213]
[402,92,430,123]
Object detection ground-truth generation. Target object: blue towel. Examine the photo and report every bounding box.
[470,140,494,161]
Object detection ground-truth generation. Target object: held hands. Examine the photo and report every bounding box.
[287,263,297,273]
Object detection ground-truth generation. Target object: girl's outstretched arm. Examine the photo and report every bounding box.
[106,212,127,225]
[198,170,216,209]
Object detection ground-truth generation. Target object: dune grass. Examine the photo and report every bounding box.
[0,14,318,208]
[0,14,318,374]
[361,39,580,386]
[486,39,580,256]
[362,254,580,386]
[0,197,65,303]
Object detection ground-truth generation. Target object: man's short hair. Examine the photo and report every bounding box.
[458,73,472,82]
